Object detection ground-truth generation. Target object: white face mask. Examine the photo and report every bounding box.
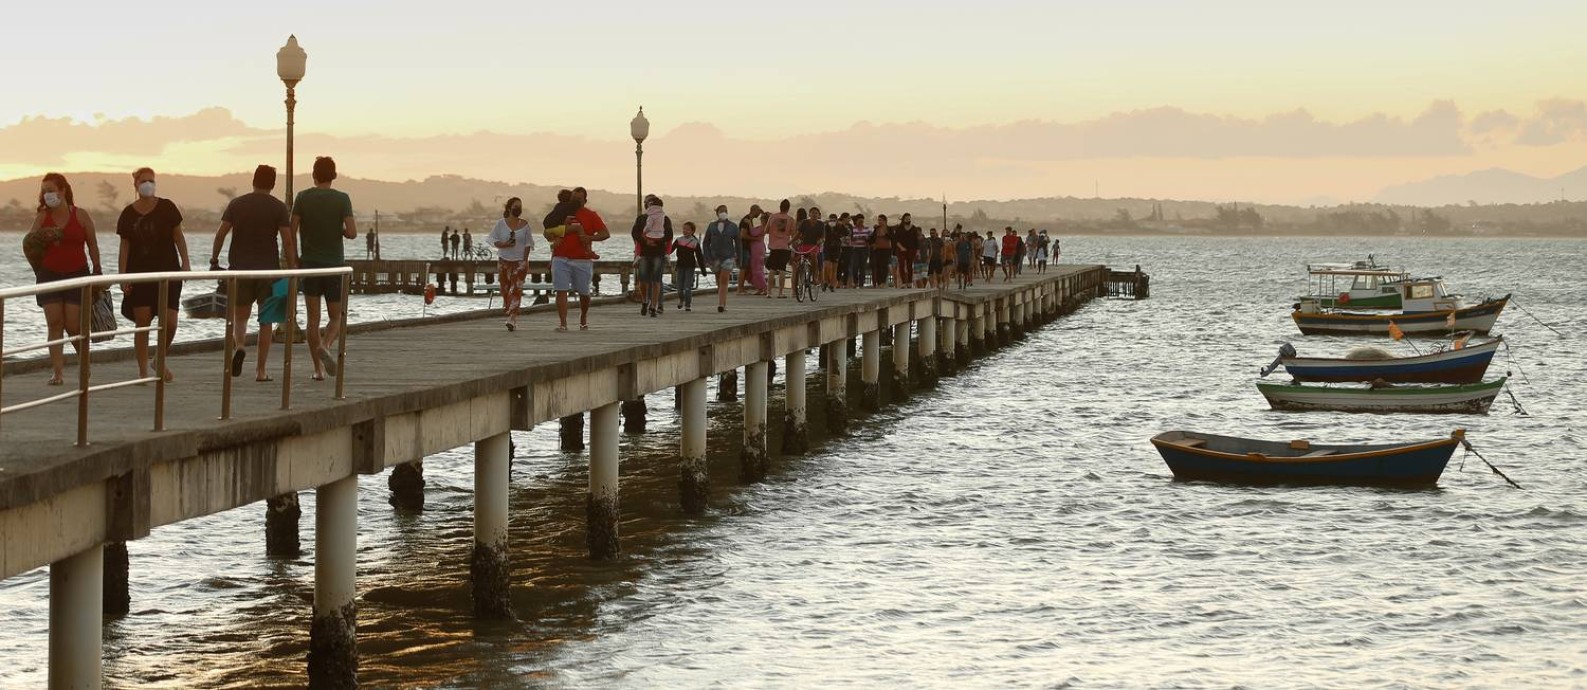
[43,192,62,208]
[137,181,156,198]
[718,212,730,221]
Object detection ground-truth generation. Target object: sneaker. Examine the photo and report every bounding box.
[640,304,648,315]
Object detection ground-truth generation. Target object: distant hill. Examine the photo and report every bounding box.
[1374,166,1587,206]
[3,171,1584,237]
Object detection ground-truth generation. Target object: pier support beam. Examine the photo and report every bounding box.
[892,322,912,400]
[679,378,709,515]
[917,317,939,386]
[782,350,808,455]
[308,475,358,689]
[717,368,738,402]
[938,317,956,375]
[265,492,302,558]
[742,361,769,482]
[472,433,513,619]
[969,310,985,357]
[388,461,425,512]
[103,540,129,617]
[861,330,881,410]
[956,317,971,367]
[559,413,585,452]
[50,545,102,690]
[825,340,848,435]
[621,397,648,433]
[587,403,621,560]
[996,299,1011,346]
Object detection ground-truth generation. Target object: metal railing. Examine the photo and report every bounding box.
[0,267,352,447]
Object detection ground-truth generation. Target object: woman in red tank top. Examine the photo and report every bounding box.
[25,173,105,385]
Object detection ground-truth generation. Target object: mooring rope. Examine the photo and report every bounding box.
[1509,297,1565,337]
[1460,438,1523,489]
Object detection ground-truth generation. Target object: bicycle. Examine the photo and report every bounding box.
[793,245,819,303]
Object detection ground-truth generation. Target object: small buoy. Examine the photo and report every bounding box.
[423,284,437,305]
[1337,292,1351,305]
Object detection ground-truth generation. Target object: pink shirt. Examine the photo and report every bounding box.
[766,213,793,251]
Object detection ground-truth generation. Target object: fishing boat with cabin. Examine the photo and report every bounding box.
[1291,274,1508,336]
[1150,429,1467,486]
[1300,257,1408,309]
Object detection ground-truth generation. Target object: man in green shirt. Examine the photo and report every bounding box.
[290,156,357,380]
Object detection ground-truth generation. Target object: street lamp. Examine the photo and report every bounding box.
[631,107,649,214]
[276,35,307,211]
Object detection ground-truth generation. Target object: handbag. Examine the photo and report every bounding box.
[90,288,116,343]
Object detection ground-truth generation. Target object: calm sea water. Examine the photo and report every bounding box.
[2,234,1585,688]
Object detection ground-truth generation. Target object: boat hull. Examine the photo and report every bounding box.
[1292,295,1509,336]
[181,292,227,320]
[1282,338,1501,384]
[1311,293,1401,309]
[1256,379,1505,414]
[1151,432,1459,486]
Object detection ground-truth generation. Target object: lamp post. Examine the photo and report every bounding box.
[631,107,649,214]
[277,35,307,212]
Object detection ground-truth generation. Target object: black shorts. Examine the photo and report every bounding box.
[982,257,996,267]
[927,260,944,275]
[233,278,275,306]
[122,278,184,318]
[956,260,972,274]
[767,249,792,272]
[33,266,91,307]
[303,275,345,302]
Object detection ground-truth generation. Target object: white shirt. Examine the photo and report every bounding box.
[981,237,999,258]
[489,218,534,261]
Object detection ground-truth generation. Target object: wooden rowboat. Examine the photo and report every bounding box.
[1255,378,1505,414]
[1270,336,1502,384]
[1150,429,1465,486]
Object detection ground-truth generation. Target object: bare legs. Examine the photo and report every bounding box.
[131,305,178,382]
[42,301,82,385]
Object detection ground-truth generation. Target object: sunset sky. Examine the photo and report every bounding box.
[3,0,1584,204]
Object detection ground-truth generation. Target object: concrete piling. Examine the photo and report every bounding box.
[918,317,939,385]
[956,317,971,368]
[308,475,359,689]
[742,360,770,482]
[388,461,425,512]
[825,340,848,435]
[103,540,129,617]
[782,350,809,455]
[49,546,102,690]
[621,397,648,433]
[862,330,881,409]
[559,413,585,452]
[893,322,912,399]
[471,433,513,620]
[265,492,302,558]
[586,403,621,560]
[678,378,709,515]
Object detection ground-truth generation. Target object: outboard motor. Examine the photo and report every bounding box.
[1259,342,1298,378]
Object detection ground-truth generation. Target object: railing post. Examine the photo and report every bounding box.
[154,279,169,431]
[335,273,349,401]
[221,277,236,421]
[282,277,299,410]
[76,284,91,447]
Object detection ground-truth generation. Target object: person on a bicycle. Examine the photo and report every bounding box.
[793,206,825,295]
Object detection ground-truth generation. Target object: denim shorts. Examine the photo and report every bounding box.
[635,255,666,283]
[552,257,593,295]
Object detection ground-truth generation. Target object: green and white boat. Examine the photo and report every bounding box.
[1256,378,1506,414]
[1299,257,1408,309]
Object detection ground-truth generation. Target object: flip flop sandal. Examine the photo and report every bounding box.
[231,349,246,377]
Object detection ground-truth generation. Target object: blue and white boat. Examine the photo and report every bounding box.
[1261,336,1502,384]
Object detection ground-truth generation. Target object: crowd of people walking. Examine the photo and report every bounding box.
[23,167,1064,387]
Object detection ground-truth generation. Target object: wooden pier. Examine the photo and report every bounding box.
[1,265,1109,688]
[1104,265,1151,299]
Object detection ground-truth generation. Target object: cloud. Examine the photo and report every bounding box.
[0,108,261,168]
[0,100,1577,202]
[1470,109,1519,134]
[1515,99,1587,146]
